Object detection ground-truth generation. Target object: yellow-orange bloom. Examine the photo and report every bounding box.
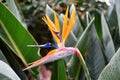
[23,7,76,71]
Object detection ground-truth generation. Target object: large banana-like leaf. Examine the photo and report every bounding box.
[0,26,16,53]
[101,14,115,62]
[0,0,27,54]
[98,48,120,80]
[86,27,105,80]
[0,2,40,75]
[45,5,66,80]
[0,60,20,80]
[116,0,120,36]
[67,17,94,79]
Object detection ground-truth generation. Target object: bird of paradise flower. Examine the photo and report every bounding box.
[23,7,91,80]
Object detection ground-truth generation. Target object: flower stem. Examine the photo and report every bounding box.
[75,48,91,80]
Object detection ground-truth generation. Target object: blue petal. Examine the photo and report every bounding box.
[27,42,58,48]
[53,30,59,34]
[53,30,62,42]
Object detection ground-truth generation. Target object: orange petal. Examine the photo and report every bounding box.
[62,7,69,42]
[64,9,76,42]
[42,16,61,45]
[46,49,58,56]
[54,12,60,33]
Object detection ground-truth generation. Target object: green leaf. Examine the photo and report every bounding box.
[86,27,105,80]
[67,17,94,79]
[116,0,120,36]
[0,39,28,80]
[94,10,102,40]
[0,2,40,75]
[0,60,20,80]
[0,26,17,54]
[98,48,120,80]
[45,5,66,80]
[101,14,115,62]
[76,17,95,54]
[51,59,66,80]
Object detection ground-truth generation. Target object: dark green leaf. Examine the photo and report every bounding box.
[0,40,28,80]
[0,26,17,54]
[51,59,66,80]
[0,50,8,64]
[94,10,102,40]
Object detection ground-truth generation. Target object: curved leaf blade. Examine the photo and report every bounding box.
[94,11,102,40]
[98,48,120,80]
[101,14,115,62]
[67,17,94,79]
[0,2,40,74]
[86,27,105,80]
